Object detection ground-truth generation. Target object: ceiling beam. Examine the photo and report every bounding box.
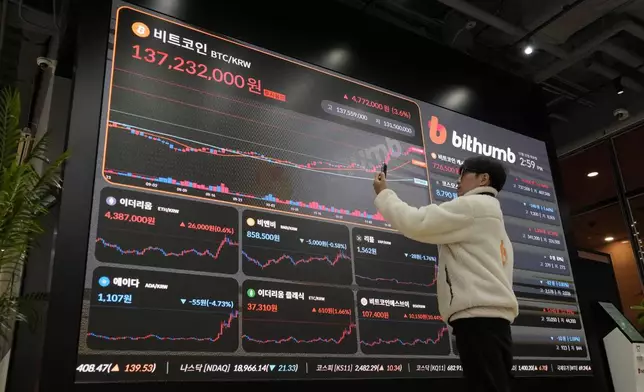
[587,62,643,92]
[435,0,569,58]
[535,20,644,82]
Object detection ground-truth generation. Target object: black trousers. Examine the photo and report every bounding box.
[451,317,513,392]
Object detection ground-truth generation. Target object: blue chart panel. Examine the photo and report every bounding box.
[87,267,239,352]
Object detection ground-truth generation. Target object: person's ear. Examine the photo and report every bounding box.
[479,173,490,186]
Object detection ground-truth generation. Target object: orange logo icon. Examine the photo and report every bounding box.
[132,22,150,38]
[428,116,447,145]
[500,240,508,265]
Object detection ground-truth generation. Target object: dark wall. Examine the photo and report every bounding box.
[7,76,73,392]
[35,0,605,391]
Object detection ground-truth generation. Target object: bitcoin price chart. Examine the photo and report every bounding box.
[76,3,592,384]
[102,7,429,230]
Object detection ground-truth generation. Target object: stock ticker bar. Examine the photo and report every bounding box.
[76,3,593,384]
[75,354,592,382]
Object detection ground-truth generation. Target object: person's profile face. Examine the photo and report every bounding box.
[457,171,490,196]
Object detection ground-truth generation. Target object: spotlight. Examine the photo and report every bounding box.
[615,78,624,95]
[604,236,615,242]
[587,171,599,177]
[523,45,534,56]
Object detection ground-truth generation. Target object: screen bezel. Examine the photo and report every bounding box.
[37,0,597,391]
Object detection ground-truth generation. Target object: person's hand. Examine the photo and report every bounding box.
[373,172,388,195]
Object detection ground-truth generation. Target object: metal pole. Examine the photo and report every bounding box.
[609,138,644,288]
[0,0,9,67]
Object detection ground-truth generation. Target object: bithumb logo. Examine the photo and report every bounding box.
[428,116,516,164]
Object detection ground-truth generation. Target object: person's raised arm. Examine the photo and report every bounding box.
[373,172,474,244]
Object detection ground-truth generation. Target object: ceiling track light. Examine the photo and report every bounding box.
[614,77,625,95]
[523,44,534,56]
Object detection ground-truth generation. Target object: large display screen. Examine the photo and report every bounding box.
[75,3,592,382]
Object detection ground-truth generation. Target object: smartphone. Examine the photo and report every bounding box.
[381,162,387,178]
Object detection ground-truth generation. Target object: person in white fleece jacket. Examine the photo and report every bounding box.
[373,155,518,392]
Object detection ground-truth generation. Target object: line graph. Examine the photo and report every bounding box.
[111,121,420,180]
[242,323,356,345]
[112,84,368,151]
[360,326,449,347]
[105,62,430,228]
[242,250,350,269]
[354,272,438,289]
[95,188,239,274]
[242,280,357,354]
[104,168,388,222]
[112,66,412,149]
[96,236,236,260]
[88,310,239,343]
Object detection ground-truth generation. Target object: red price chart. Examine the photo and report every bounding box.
[102,7,428,230]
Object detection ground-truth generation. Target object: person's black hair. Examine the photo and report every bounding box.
[458,156,508,192]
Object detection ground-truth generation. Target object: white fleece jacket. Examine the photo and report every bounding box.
[374,186,518,324]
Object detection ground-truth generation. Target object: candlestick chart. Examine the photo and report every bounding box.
[102,66,429,229]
